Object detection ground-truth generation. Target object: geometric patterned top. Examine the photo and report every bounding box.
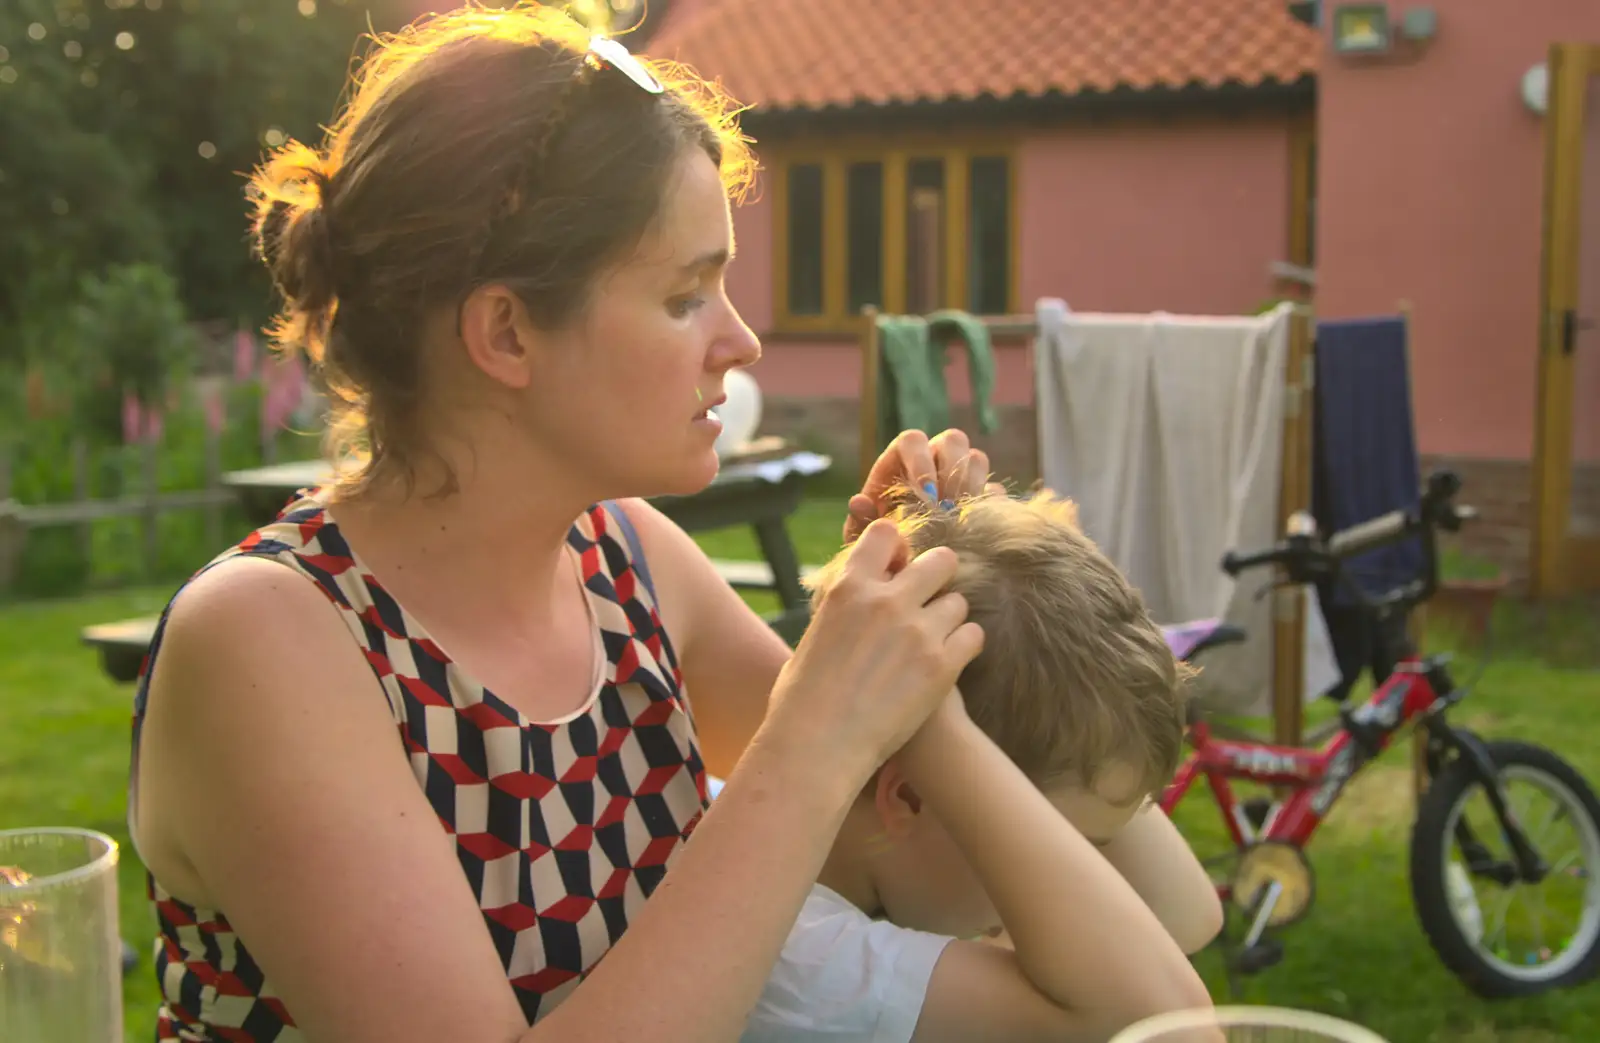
[130,494,710,1041]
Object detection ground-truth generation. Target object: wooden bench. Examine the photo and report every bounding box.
[81,616,159,685]
[709,559,819,592]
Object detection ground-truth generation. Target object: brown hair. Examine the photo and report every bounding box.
[807,489,1193,799]
[246,3,754,493]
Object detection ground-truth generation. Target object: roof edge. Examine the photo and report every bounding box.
[739,75,1317,135]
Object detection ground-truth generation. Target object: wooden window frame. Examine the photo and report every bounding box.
[768,137,1021,334]
[1287,112,1316,269]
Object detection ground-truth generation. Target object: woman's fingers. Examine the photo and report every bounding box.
[928,432,990,503]
[958,449,991,498]
[844,494,878,543]
[921,589,971,638]
[845,431,934,544]
[939,448,986,505]
[843,517,911,578]
[942,621,986,673]
[845,428,1000,544]
[890,545,960,606]
[861,430,937,504]
[928,430,969,499]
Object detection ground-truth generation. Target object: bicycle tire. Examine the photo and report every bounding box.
[1409,739,1600,997]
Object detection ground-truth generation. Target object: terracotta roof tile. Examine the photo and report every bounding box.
[649,0,1320,112]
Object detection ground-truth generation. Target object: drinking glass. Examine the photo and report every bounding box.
[0,827,124,1043]
[1110,1005,1391,1043]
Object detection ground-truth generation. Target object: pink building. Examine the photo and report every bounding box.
[1312,0,1600,593]
[645,0,1600,588]
[648,0,1318,480]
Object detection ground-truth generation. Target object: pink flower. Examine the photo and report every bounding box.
[122,393,143,445]
[281,352,306,417]
[202,383,226,435]
[261,354,307,436]
[233,330,258,383]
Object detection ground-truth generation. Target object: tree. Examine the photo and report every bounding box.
[0,0,669,340]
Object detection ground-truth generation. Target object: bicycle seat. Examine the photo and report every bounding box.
[1162,618,1248,662]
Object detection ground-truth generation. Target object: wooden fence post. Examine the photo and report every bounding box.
[1272,305,1315,750]
[203,425,223,550]
[141,439,160,578]
[72,436,92,567]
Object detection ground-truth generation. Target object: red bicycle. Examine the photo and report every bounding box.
[1158,470,1600,998]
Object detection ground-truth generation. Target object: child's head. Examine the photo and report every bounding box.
[805,488,1192,936]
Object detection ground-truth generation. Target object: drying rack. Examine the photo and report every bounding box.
[855,289,1318,751]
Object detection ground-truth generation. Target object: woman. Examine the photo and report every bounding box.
[130,7,993,1042]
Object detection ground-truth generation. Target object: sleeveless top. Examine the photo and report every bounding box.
[129,492,710,1041]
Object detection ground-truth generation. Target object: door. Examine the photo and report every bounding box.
[1531,42,1600,597]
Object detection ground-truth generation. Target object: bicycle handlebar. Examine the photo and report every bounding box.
[1324,508,1412,559]
[1219,470,1475,610]
[1219,546,1280,575]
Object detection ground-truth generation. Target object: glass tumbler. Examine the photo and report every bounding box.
[1110,1005,1392,1043]
[0,827,124,1043]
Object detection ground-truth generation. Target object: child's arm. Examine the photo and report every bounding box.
[1097,806,1224,954]
[899,696,1213,1043]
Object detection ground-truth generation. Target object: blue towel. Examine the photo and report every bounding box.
[1312,316,1424,603]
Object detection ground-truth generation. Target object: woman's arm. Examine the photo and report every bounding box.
[1097,806,1224,954]
[628,427,1001,778]
[139,525,979,1043]
[619,497,791,780]
[139,557,857,1043]
[897,702,1213,1043]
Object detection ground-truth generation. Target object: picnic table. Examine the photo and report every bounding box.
[82,442,831,682]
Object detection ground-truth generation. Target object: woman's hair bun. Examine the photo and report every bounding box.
[249,141,339,313]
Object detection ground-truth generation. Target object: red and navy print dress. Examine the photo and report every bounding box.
[129,493,710,1041]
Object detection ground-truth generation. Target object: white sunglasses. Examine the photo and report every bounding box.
[585,35,665,95]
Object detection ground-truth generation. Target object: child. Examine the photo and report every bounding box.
[740,488,1223,1043]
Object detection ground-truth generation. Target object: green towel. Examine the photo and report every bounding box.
[873,310,1000,455]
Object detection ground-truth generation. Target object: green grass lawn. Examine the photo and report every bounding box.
[3,496,1598,1041]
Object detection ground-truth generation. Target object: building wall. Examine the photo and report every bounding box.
[1015,116,1294,317]
[730,113,1297,407]
[1315,0,1600,462]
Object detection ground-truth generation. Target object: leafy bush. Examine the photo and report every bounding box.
[63,263,199,445]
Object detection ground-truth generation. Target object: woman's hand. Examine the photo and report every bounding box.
[845,428,1007,544]
[765,518,984,780]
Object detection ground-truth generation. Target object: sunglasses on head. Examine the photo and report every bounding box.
[583,35,665,95]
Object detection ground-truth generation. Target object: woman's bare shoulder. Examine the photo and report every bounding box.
[148,547,395,733]
[137,555,534,1043]
[166,551,338,634]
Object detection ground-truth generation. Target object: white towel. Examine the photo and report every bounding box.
[1035,300,1338,717]
[1034,301,1156,571]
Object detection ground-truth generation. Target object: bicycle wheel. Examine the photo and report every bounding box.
[1410,739,1600,997]
[1109,1005,1390,1042]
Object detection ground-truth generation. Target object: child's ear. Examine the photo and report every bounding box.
[872,760,925,839]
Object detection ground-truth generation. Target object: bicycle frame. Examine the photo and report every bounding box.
[1159,652,1445,861]
[1157,472,1557,976]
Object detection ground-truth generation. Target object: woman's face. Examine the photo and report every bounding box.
[517,148,761,501]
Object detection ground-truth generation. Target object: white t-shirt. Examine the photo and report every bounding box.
[742,883,953,1043]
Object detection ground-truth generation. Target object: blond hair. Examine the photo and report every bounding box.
[807,489,1192,799]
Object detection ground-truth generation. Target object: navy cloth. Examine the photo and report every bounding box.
[1311,316,1425,603]
[1311,316,1425,700]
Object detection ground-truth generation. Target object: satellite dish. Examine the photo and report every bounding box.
[714,369,762,455]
